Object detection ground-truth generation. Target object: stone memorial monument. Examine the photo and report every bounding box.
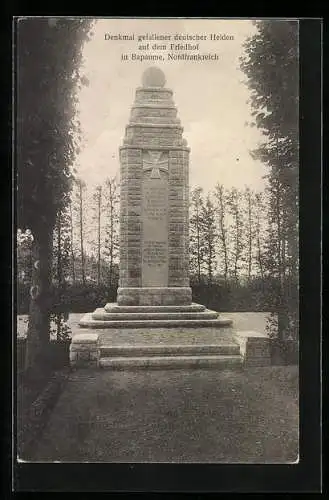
[80,66,230,326]
[72,67,270,369]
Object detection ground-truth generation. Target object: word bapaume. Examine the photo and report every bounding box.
[129,53,220,61]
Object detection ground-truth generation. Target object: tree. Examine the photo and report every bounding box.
[103,177,120,289]
[214,183,229,285]
[189,187,205,283]
[244,187,254,283]
[17,18,93,372]
[52,207,72,337]
[254,192,266,285]
[200,194,217,284]
[68,200,76,284]
[53,208,72,286]
[17,229,33,284]
[240,20,299,340]
[75,178,87,286]
[90,185,103,285]
[227,187,244,285]
[96,186,102,285]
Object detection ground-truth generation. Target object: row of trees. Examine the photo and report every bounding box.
[189,185,268,285]
[53,177,120,287]
[18,182,273,288]
[18,177,120,287]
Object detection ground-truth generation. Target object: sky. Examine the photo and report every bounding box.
[75,18,267,193]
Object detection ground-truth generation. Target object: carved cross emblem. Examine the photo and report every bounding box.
[143,151,168,179]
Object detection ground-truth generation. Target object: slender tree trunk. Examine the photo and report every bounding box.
[204,197,216,286]
[275,179,288,339]
[256,226,264,284]
[257,237,264,281]
[274,136,288,340]
[247,190,252,283]
[56,213,62,339]
[219,204,228,285]
[255,195,265,287]
[57,213,62,286]
[97,187,102,286]
[109,250,113,289]
[108,182,113,289]
[286,189,298,339]
[79,183,85,286]
[109,228,114,290]
[28,239,33,284]
[25,224,53,374]
[208,227,212,285]
[196,205,201,283]
[69,202,75,284]
[234,211,239,284]
[208,230,212,284]
[276,185,284,338]
[275,138,284,294]
[107,179,119,292]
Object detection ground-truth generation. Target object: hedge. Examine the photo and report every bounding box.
[17,279,282,314]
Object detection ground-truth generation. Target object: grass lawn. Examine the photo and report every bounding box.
[28,365,298,463]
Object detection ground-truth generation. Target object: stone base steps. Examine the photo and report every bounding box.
[98,343,242,370]
[98,326,235,346]
[79,312,232,329]
[91,307,219,321]
[79,303,233,330]
[99,343,240,357]
[70,328,271,371]
[104,302,206,313]
[98,354,243,370]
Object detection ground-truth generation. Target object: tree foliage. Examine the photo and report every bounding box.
[240,21,298,141]
[240,20,299,340]
[17,18,94,233]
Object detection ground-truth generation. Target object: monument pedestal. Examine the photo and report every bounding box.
[77,301,240,370]
[117,287,192,306]
[80,302,233,328]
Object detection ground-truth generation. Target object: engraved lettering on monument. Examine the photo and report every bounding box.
[142,150,169,286]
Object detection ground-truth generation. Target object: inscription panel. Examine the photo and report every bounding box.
[142,157,169,286]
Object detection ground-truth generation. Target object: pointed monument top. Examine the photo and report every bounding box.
[142,67,166,88]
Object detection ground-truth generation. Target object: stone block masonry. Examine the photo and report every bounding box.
[233,331,271,367]
[70,333,100,368]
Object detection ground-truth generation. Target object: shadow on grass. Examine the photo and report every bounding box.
[16,344,71,460]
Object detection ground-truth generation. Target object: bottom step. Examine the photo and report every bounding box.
[99,355,243,370]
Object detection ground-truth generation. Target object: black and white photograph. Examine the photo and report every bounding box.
[15,17,304,471]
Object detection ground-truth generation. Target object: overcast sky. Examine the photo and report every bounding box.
[75,18,267,193]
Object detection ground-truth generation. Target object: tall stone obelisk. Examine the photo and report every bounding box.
[117,66,192,307]
[79,67,231,328]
